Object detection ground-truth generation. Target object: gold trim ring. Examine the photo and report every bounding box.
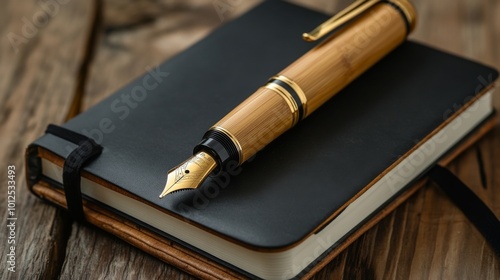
[264,83,300,127]
[271,75,308,118]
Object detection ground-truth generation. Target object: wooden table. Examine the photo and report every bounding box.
[1,0,498,279]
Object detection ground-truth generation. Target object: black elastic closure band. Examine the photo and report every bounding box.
[428,165,500,256]
[45,124,103,222]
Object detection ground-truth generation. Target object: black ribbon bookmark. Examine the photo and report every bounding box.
[428,165,500,257]
[45,124,103,222]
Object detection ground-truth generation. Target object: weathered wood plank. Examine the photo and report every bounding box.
[83,0,261,110]
[0,0,95,279]
[59,223,197,280]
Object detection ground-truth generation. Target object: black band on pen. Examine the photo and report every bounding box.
[384,1,411,35]
[195,129,240,171]
[268,78,304,121]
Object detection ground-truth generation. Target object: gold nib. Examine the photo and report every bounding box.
[159,151,218,198]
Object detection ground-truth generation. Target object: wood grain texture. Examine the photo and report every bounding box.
[214,86,296,162]
[0,0,95,279]
[60,223,197,280]
[1,0,498,279]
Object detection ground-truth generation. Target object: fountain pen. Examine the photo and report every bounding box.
[160,0,416,198]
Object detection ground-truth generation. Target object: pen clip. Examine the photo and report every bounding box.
[303,0,382,42]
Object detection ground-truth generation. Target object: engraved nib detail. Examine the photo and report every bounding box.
[159,151,217,198]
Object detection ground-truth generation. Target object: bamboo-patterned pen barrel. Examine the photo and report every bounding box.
[198,0,416,166]
[160,0,417,197]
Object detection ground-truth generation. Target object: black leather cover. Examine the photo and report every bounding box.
[27,0,498,252]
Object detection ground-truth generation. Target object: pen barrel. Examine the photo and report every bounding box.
[199,2,415,165]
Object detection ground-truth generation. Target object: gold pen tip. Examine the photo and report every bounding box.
[159,151,218,198]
